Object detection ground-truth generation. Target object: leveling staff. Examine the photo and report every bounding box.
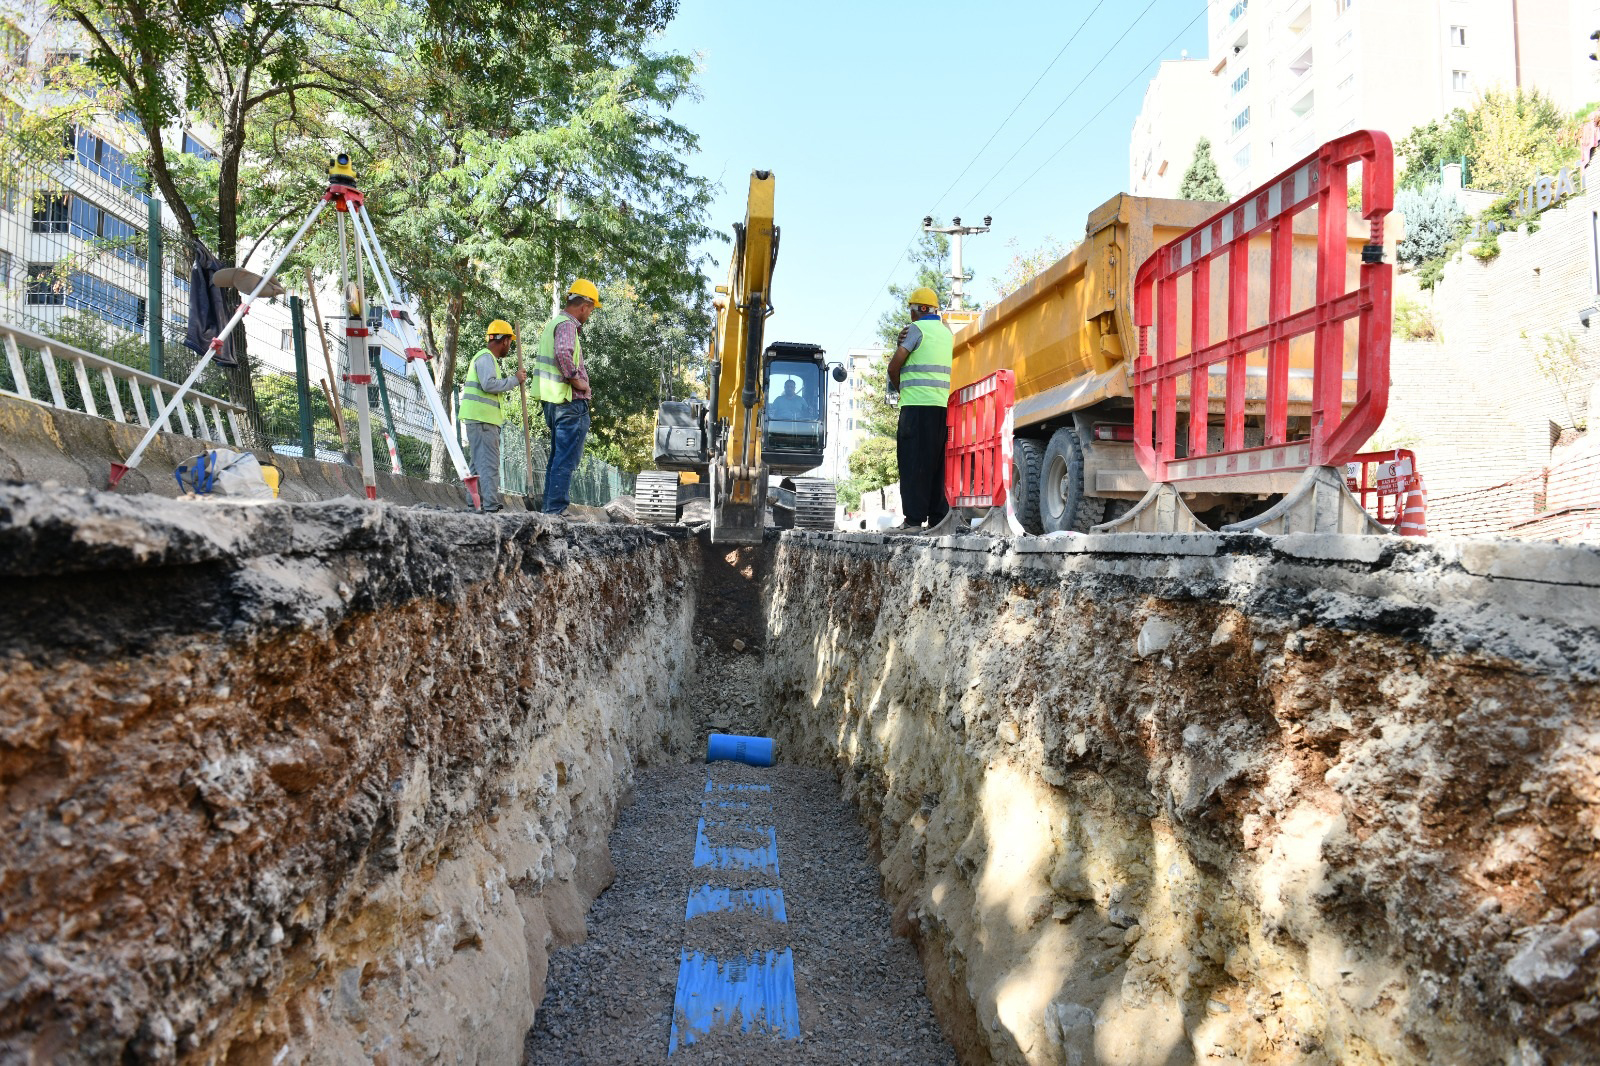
[461,320,527,512]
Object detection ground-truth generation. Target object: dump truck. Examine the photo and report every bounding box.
[952,135,1392,534]
[637,170,846,541]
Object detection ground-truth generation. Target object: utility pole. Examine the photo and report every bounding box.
[922,215,992,311]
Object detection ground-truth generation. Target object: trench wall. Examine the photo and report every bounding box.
[0,482,699,1063]
[759,530,1600,1066]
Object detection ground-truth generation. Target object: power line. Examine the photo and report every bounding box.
[923,0,1109,218]
[994,7,1208,211]
[959,0,1163,213]
[842,229,919,348]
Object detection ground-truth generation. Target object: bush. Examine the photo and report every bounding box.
[1393,296,1437,341]
[1395,185,1466,266]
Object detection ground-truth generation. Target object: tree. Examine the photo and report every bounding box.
[994,234,1075,301]
[1396,111,1473,191]
[1394,184,1466,266]
[1396,89,1570,194]
[1179,137,1228,201]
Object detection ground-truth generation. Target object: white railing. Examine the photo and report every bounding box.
[0,320,247,446]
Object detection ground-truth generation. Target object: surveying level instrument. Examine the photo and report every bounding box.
[109,154,483,508]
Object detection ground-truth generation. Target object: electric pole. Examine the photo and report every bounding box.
[922,215,991,311]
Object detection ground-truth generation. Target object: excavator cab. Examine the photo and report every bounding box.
[760,342,838,472]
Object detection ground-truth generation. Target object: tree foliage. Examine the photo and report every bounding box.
[1397,88,1578,194]
[1179,137,1227,201]
[35,0,710,474]
[993,234,1075,301]
[1394,184,1466,266]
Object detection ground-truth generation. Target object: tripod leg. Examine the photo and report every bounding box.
[348,204,479,502]
[110,197,330,487]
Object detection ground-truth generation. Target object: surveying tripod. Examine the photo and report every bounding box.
[109,154,482,508]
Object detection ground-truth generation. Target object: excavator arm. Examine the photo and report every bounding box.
[709,171,779,542]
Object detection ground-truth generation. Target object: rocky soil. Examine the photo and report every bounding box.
[759,531,1600,1066]
[0,483,700,1063]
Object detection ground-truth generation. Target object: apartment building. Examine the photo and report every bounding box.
[0,1,436,444]
[820,347,884,480]
[1129,58,1225,197]
[1208,0,1599,194]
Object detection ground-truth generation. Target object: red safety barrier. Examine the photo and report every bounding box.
[945,369,1016,508]
[1131,130,1394,483]
[1345,448,1425,532]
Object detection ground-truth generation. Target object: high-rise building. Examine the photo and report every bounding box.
[1129,58,1225,197]
[1208,0,1600,195]
[822,347,884,481]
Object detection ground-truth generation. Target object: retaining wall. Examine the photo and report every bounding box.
[0,483,698,1063]
[760,529,1600,1065]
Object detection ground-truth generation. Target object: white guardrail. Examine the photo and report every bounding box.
[0,320,247,446]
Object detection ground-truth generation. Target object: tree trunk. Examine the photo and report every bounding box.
[211,89,269,447]
[427,290,466,480]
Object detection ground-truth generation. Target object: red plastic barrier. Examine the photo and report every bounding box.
[1346,449,1426,534]
[1131,130,1394,483]
[944,369,1015,508]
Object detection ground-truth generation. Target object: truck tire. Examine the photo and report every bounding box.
[1040,427,1105,533]
[1011,438,1044,534]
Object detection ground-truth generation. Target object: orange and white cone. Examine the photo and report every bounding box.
[1397,476,1427,536]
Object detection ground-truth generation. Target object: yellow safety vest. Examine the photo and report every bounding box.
[901,317,953,407]
[535,314,583,405]
[461,348,505,425]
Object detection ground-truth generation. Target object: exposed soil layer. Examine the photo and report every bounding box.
[759,531,1600,1066]
[525,761,955,1065]
[0,483,699,1063]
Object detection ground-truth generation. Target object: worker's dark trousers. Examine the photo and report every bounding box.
[896,404,949,526]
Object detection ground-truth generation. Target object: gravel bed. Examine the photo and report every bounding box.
[524,760,955,1065]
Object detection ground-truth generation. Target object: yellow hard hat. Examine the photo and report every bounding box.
[485,319,516,340]
[567,278,602,309]
[907,286,939,308]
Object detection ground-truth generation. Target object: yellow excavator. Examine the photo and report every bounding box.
[636,171,845,542]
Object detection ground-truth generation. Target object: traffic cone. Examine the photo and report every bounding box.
[1397,476,1427,536]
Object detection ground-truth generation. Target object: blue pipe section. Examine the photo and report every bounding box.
[692,817,780,875]
[668,949,801,1053]
[707,733,775,766]
[684,885,788,923]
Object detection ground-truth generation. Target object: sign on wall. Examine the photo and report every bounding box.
[1471,167,1583,237]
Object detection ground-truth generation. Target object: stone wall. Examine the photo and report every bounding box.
[760,529,1600,1065]
[0,484,699,1063]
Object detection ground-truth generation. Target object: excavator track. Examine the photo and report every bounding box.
[635,470,681,524]
[793,478,837,531]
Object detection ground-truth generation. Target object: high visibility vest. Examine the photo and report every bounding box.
[535,314,583,405]
[900,317,953,407]
[461,348,505,426]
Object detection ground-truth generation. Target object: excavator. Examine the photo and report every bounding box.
[635,170,846,542]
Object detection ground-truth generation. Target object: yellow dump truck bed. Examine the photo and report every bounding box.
[951,193,1375,429]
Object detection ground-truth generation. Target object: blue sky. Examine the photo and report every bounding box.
[653,0,1210,361]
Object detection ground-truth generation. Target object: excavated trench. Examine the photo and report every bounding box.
[2,481,1598,1065]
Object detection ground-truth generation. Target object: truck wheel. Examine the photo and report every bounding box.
[1041,427,1106,533]
[1011,438,1044,534]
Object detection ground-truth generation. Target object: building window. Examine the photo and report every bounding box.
[1337,74,1354,94]
[1232,106,1252,134]
[182,131,215,163]
[32,192,69,233]
[1231,69,1250,95]
[1334,0,1352,12]
[1337,30,1353,49]
[1450,25,1466,46]
[0,250,10,285]
[1234,145,1251,169]
[68,196,146,265]
[1453,70,1469,92]
[1229,0,1248,22]
[0,19,27,67]
[70,126,146,197]
[26,264,63,305]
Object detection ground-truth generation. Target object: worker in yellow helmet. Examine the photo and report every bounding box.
[886,285,952,528]
[534,279,601,515]
[461,319,527,512]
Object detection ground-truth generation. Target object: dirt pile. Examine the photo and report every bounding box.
[759,530,1600,1065]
